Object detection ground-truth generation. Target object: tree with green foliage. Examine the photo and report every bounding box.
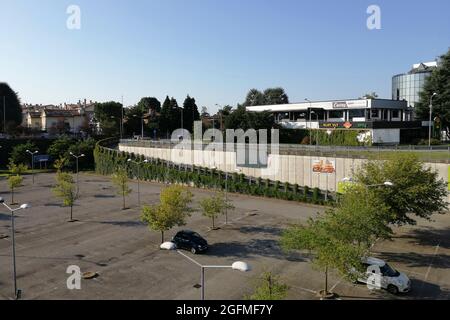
[355,153,448,225]
[68,138,96,170]
[47,136,73,160]
[54,156,69,173]
[246,271,289,300]
[8,161,27,175]
[281,214,366,297]
[182,95,200,133]
[0,83,22,131]
[94,101,123,136]
[263,88,289,105]
[8,175,23,205]
[124,105,145,136]
[225,105,277,131]
[361,92,379,99]
[199,192,234,229]
[141,185,193,243]
[137,97,161,114]
[53,173,77,222]
[243,89,265,107]
[415,49,450,140]
[112,167,132,210]
[159,96,181,137]
[9,141,38,166]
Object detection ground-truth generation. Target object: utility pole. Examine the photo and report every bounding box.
[2,95,6,133]
[121,95,124,140]
[429,93,438,148]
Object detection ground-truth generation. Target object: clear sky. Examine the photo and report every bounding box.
[1,0,449,113]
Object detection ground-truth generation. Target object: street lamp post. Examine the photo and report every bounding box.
[26,150,38,184]
[305,99,313,145]
[160,242,250,300]
[0,197,30,300]
[429,93,438,148]
[127,158,149,207]
[70,152,85,196]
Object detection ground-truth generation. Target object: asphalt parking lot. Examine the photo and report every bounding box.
[0,173,449,300]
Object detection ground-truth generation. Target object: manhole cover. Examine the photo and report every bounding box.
[193,284,202,289]
[82,272,98,279]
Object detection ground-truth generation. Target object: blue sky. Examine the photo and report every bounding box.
[1,0,449,113]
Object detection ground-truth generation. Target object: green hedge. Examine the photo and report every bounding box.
[94,138,335,206]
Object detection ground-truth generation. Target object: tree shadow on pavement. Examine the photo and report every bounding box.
[86,220,145,228]
[207,239,305,261]
[239,225,283,236]
[408,278,450,300]
[395,227,450,249]
[378,251,450,269]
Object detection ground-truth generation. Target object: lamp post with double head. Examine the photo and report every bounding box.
[26,150,38,184]
[160,242,250,300]
[0,197,30,300]
[127,158,149,207]
[70,152,85,196]
[429,93,438,148]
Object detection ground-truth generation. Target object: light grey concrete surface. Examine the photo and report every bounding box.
[0,173,448,300]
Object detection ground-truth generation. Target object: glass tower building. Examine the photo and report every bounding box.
[392,61,438,109]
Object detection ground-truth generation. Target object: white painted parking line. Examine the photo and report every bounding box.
[330,280,341,292]
[424,242,440,282]
[290,285,317,295]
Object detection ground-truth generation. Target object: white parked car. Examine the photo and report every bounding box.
[356,257,411,295]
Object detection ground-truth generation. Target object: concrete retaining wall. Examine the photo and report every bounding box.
[118,144,449,201]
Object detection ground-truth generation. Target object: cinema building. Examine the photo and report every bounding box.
[246,98,424,145]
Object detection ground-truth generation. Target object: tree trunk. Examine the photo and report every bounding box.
[325,266,328,294]
[212,216,215,229]
[11,188,14,204]
[70,205,73,222]
[161,231,164,244]
[122,191,126,210]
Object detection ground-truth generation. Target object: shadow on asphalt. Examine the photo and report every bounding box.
[239,225,283,236]
[379,251,450,269]
[0,213,10,221]
[93,194,116,199]
[85,220,146,228]
[207,239,305,261]
[396,227,450,249]
[408,278,450,299]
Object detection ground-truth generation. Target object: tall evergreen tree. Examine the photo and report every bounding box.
[0,83,22,132]
[415,49,450,139]
[263,88,289,105]
[182,95,200,133]
[137,97,161,114]
[169,97,181,131]
[159,96,172,138]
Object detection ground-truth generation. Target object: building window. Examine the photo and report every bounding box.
[328,110,344,119]
[348,109,365,119]
[392,110,400,119]
[371,109,379,119]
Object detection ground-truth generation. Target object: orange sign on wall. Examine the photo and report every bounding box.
[312,160,336,174]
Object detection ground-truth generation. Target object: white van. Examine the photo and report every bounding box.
[356,257,411,295]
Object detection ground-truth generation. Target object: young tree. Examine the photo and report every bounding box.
[53,173,77,222]
[141,185,193,243]
[111,167,132,210]
[246,271,289,300]
[280,215,365,297]
[7,161,26,204]
[8,175,23,205]
[199,192,234,230]
[355,153,448,225]
[54,156,69,173]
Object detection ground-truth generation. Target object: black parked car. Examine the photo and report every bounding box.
[172,230,208,254]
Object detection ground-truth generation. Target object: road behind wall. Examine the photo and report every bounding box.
[118,144,450,202]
